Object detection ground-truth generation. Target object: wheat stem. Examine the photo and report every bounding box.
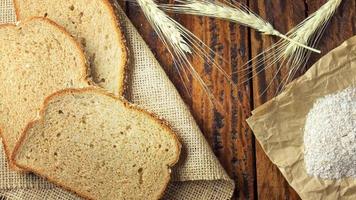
[278,34,321,53]
[160,0,320,53]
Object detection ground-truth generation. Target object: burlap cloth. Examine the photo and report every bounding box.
[0,0,235,199]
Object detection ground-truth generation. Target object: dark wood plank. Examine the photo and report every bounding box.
[249,0,305,199]
[125,1,256,199]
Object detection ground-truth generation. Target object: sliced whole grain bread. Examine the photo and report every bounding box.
[0,17,89,168]
[13,87,181,200]
[14,0,129,95]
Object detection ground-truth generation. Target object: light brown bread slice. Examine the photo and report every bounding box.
[0,17,89,168]
[14,0,128,95]
[13,88,181,200]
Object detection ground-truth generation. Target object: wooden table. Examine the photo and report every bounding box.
[122,0,356,199]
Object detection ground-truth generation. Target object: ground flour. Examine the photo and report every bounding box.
[304,87,356,179]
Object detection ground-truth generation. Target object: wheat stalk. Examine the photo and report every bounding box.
[127,0,233,107]
[238,0,342,96]
[160,0,320,53]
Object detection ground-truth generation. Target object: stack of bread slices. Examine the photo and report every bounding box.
[0,0,181,199]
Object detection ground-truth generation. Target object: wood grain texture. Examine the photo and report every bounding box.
[249,1,304,199]
[123,0,356,199]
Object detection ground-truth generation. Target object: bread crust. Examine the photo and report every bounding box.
[108,0,132,99]
[12,87,181,200]
[102,0,130,97]
[0,17,90,170]
[13,0,130,97]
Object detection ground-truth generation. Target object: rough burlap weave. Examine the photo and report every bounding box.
[0,0,235,199]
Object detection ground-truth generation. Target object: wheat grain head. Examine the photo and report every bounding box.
[238,0,343,96]
[284,0,343,55]
[125,0,235,109]
[160,0,320,53]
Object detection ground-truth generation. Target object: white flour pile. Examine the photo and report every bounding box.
[304,87,356,179]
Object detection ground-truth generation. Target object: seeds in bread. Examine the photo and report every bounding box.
[14,0,128,95]
[0,17,89,168]
[13,88,181,200]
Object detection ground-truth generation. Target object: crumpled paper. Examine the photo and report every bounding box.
[247,35,356,200]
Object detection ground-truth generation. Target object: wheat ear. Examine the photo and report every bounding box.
[284,0,343,55]
[160,0,320,53]
[130,0,233,107]
[135,0,191,53]
[237,0,342,96]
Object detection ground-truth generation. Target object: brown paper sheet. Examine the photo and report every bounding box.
[247,36,356,200]
[0,0,234,199]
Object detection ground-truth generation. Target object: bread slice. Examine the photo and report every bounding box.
[0,17,89,168]
[12,87,181,200]
[14,0,129,96]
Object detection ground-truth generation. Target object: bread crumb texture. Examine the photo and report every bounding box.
[14,88,180,200]
[0,17,88,162]
[15,0,128,95]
